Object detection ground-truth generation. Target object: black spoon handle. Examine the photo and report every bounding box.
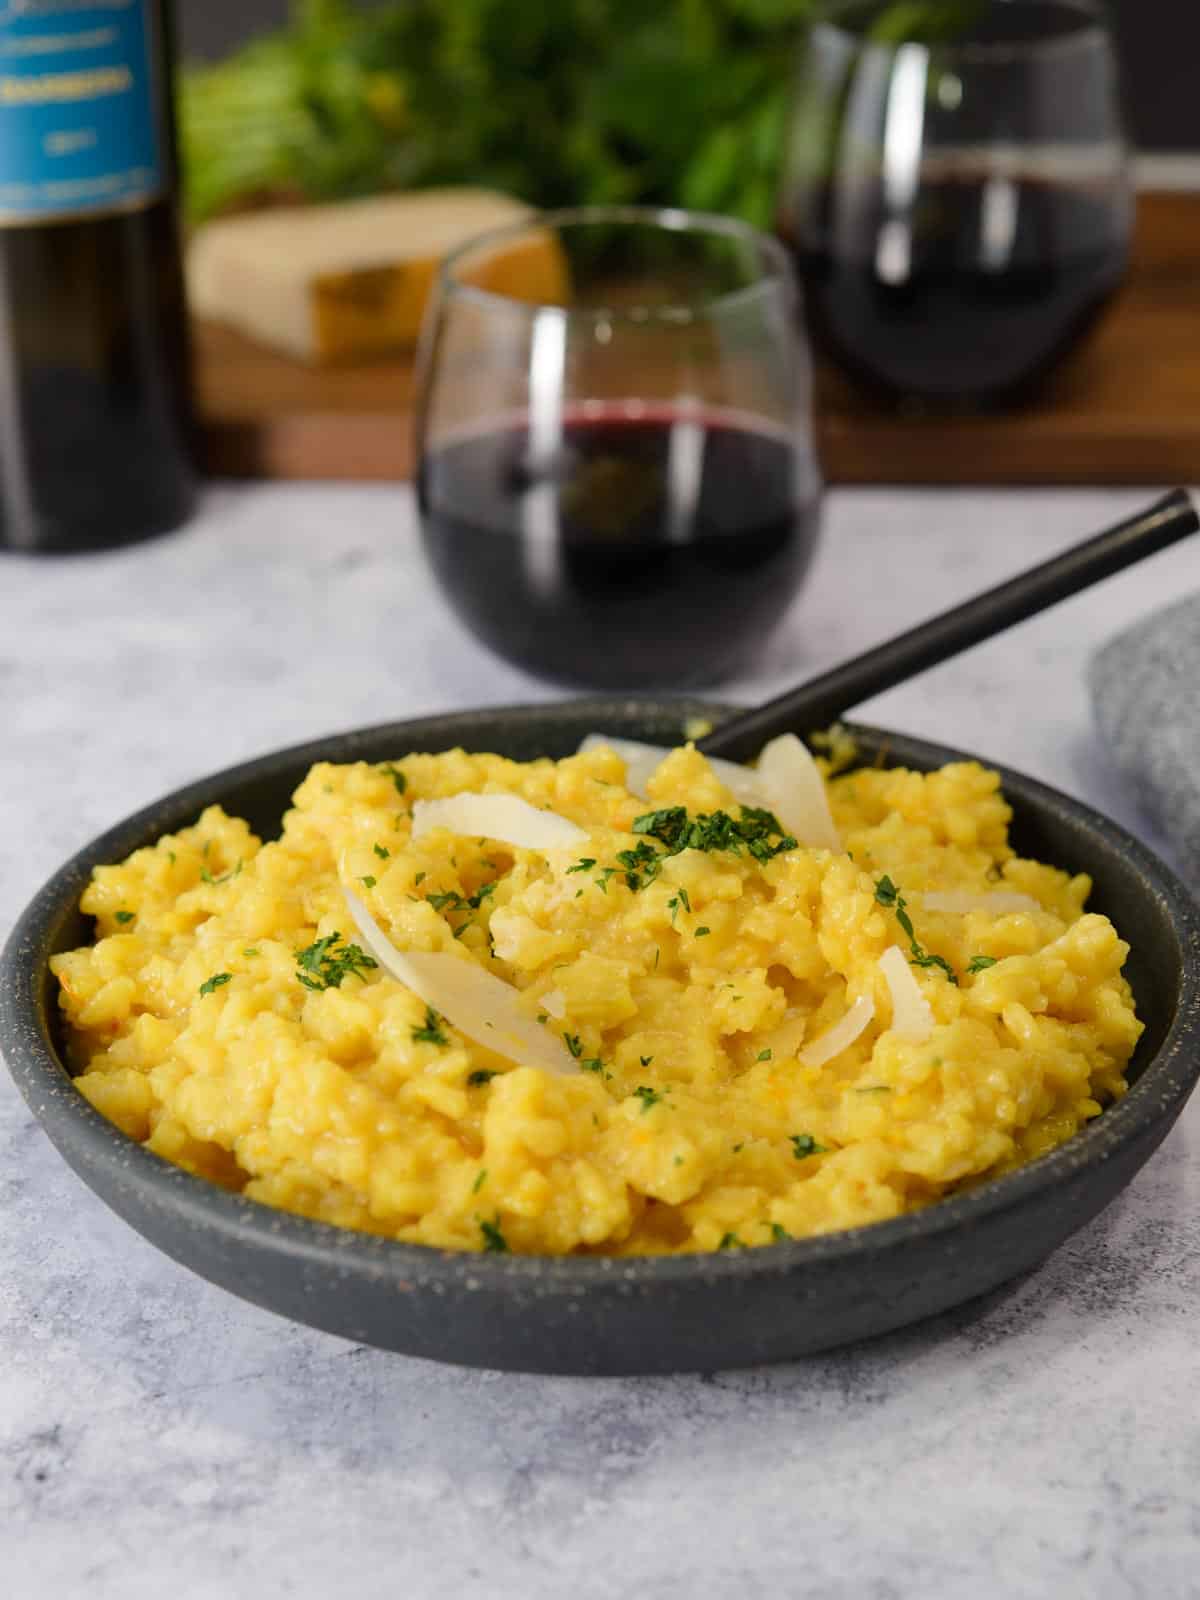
[699,488,1199,764]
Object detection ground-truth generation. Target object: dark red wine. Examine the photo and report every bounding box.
[418,409,820,688]
[782,179,1129,406]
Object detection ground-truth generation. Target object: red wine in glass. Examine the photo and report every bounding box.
[419,405,820,689]
[783,176,1128,407]
[778,0,1132,408]
[414,207,822,688]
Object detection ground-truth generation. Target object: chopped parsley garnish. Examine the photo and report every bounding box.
[694,926,711,938]
[874,874,959,984]
[567,857,619,894]
[480,1216,508,1253]
[243,947,260,958]
[616,839,662,891]
[379,762,407,797]
[359,875,377,889]
[631,806,689,850]
[411,1006,449,1045]
[114,910,134,924]
[667,887,691,922]
[872,873,900,908]
[966,954,998,974]
[791,1133,828,1159]
[467,1069,498,1087]
[639,1055,654,1067]
[564,1033,583,1059]
[633,1086,663,1112]
[198,972,232,996]
[200,859,242,886]
[768,1222,791,1243]
[425,882,496,919]
[373,843,390,860]
[413,870,425,885]
[634,804,797,863]
[756,1049,772,1062]
[580,1057,609,1077]
[295,933,378,991]
[717,1232,745,1250]
[472,1169,487,1194]
[579,805,800,897]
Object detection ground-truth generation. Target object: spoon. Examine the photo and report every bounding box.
[699,488,1198,764]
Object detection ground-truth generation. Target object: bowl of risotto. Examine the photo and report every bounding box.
[2,700,1198,1374]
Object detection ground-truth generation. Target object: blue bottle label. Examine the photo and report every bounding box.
[0,1,163,223]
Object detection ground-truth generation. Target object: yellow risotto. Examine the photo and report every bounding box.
[53,739,1142,1255]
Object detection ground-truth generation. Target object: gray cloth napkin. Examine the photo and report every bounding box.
[1090,592,1200,882]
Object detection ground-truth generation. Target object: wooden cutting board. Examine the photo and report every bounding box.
[195,191,1200,487]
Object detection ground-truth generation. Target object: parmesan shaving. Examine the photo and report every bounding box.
[411,793,587,851]
[755,733,841,852]
[878,945,934,1042]
[799,994,875,1068]
[344,889,579,1075]
[577,734,766,806]
[920,889,1042,917]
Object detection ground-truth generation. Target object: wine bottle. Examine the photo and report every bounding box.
[0,0,195,553]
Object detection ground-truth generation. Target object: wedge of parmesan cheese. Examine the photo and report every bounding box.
[345,889,577,1076]
[188,189,568,363]
[878,946,934,1042]
[411,793,587,851]
[800,994,875,1068]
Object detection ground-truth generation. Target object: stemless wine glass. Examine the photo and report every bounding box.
[777,0,1133,407]
[413,207,822,689]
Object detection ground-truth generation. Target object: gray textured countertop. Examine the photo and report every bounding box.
[3,484,1198,1599]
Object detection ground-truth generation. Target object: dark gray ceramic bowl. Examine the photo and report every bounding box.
[3,700,1199,1376]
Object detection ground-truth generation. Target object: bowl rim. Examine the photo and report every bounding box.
[3,700,1199,1292]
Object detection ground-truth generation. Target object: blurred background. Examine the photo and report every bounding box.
[177,0,1195,155]
[9,0,1196,561]
[173,0,1196,497]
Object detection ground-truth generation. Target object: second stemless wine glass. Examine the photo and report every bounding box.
[413,207,822,689]
[778,0,1133,407]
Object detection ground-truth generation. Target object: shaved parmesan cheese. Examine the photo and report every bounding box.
[411,793,586,851]
[577,734,766,806]
[755,733,841,852]
[799,994,875,1068]
[878,945,934,1042]
[920,890,1042,917]
[344,889,578,1075]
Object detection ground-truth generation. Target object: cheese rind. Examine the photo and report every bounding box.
[188,189,565,363]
